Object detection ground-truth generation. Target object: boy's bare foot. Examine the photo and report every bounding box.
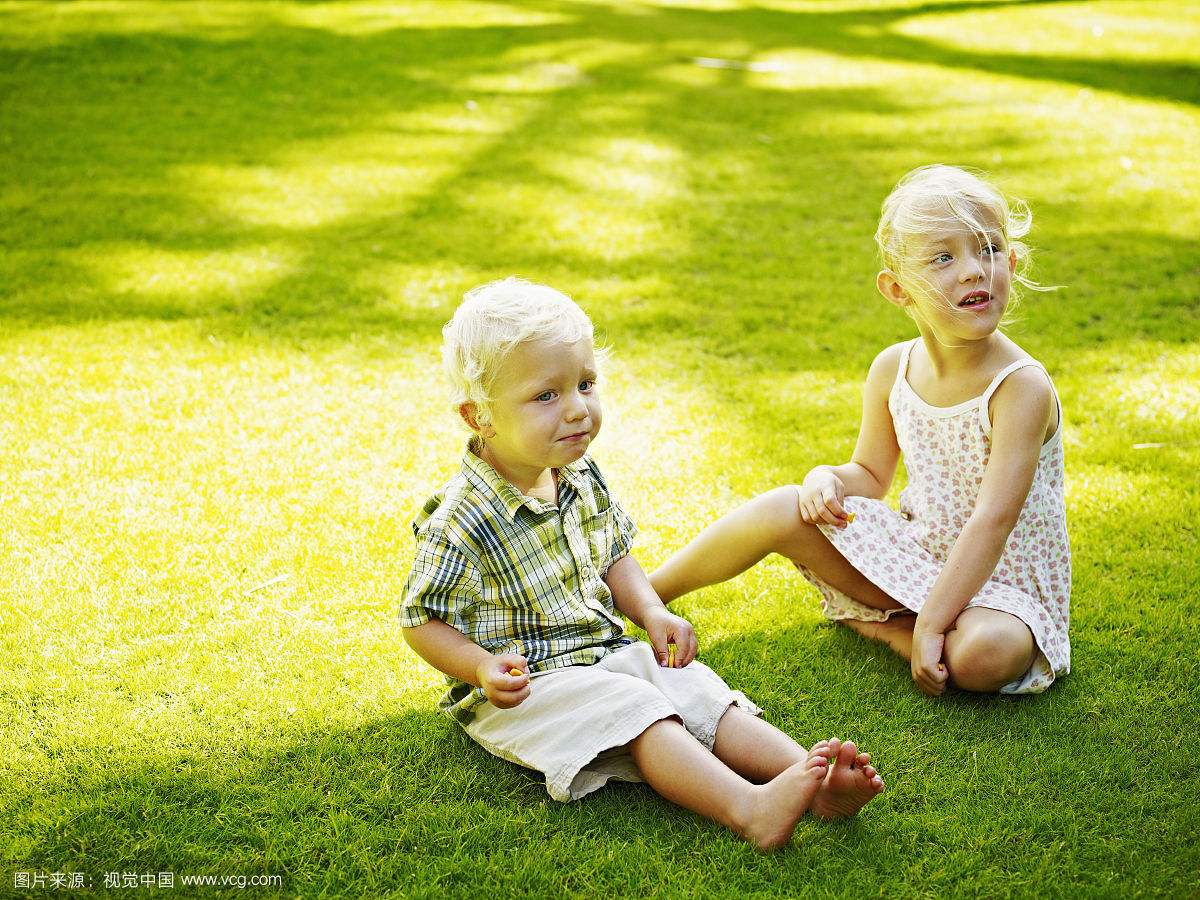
[811,738,885,821]
[736,747,829,851]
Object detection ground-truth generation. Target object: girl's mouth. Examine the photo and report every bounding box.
[958,291,991,308]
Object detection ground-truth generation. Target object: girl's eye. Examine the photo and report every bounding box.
[932,253,952,265]
[983,243,1002,255]
[536,391,556,402]
[579,380,594,393]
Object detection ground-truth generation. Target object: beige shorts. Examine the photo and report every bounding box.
[464,641,762,801]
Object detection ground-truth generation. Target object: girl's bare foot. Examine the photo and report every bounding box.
[811,738,885,820]
[843,615,916,658]
[736,748,829,851]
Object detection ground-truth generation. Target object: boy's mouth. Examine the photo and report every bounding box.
[559,430,591,442]
[958,290,991,308]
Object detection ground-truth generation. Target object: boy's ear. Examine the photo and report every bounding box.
[877,269,910,308]
[458,402,494,438]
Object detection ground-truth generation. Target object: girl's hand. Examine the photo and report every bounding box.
[797,467,850,527]
[643,607,698,668]
[478,653,531,709]
[911,629,949,697]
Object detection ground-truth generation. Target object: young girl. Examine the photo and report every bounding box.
[651,165,1069,696]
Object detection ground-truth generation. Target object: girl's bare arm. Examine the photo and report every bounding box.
[909,368,1054,692]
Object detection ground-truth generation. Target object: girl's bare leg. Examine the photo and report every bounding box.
[650,487,902,612]
[843,615,916,657]
[627,717,828,851]
[848,609,1036,693]
[652,487,1035,693]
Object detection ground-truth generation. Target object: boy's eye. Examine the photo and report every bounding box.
[535,391,556,402]
[579,380,594,393]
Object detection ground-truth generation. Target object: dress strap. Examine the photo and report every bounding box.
[978,358,1057,435]
[892,338,919,396]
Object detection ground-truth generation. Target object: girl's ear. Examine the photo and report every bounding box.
[1008,248,1017,275]
[877,269,911,308]
[458,402,494,438]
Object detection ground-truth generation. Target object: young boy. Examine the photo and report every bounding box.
[400,278,884,850]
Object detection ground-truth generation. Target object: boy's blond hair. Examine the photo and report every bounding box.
[442,277,596,427]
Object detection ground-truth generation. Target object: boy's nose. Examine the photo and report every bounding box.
[564,393,588,421]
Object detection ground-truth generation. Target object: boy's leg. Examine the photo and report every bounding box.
[627,717,828,851]
[711,704,807,781]
[711,706,884,820]
[650,487,902,612]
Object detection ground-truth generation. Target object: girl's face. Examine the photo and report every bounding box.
[891,218,1017,344]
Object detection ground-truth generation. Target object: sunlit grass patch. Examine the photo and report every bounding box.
[894,1,1200,63]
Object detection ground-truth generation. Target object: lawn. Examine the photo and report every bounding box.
[1,0,1198,896]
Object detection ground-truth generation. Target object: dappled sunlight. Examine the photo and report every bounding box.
[463,177,682,262]
[542,136,687,204]
[742,48,919,90]
[353,261,488,313]
[178,132,471,229]
[1104,352,1200,429]
[281,1,572,34]
[598,358,761,560]
[893,1,1200,64]
[85,242,298,303]
[1056,343,1200,444]
[1065,463,1157,516]
[0,0,569,46]
[461,60,591,94]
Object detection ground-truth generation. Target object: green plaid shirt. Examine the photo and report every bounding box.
[400,447,638,722]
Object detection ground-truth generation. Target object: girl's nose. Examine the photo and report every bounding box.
[960,257,985,281]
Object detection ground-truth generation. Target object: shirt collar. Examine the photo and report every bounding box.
[461,442,590,521]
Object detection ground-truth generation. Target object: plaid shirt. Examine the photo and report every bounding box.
[400,447,638,722]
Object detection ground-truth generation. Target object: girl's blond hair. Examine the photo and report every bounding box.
[875,165,1045,320]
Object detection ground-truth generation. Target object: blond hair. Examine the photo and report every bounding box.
[876,165,1045,320]
[442,277,596,427]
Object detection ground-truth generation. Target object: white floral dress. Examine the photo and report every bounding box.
[797,339,1071,694]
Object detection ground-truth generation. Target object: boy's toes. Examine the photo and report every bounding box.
[836,740,859,767]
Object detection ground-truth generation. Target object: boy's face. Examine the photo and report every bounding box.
[471,336,601,484]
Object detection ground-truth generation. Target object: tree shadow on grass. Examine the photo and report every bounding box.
[0,0,1196,356]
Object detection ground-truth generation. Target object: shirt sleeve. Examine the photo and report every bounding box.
[399,530,480,630]
[607,496,638,567]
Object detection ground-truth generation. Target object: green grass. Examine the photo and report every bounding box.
[1,0,1198,896]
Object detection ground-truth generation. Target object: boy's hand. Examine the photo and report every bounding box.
[797,468,850,527]
[643,607,698,668]
[478,654,531,709]
[911,629,949,697]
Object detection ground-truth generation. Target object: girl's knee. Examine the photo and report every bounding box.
[945,616,1035,693]
[759,486,821,545]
